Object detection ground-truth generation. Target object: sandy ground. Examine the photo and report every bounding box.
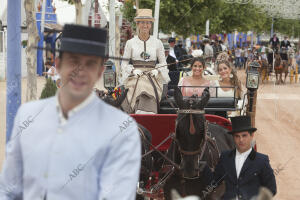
[238,70,300,199]
[1,72,300,199]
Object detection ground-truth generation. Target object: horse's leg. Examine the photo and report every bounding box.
[262,69,266,83]
[290,67,294,83]
[275,71,279,85]
[284,68,289,84]
[267,65,271,81]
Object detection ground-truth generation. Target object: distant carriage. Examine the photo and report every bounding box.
[267,47,297,84]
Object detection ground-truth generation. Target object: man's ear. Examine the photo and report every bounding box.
[98,66,106,79]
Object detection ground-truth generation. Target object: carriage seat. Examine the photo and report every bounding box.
[159,96,237,114]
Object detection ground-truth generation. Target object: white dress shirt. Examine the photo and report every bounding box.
[235,148,252,178]
[0,92,141,200]
[235,49,241,58]
[235,148,252,200]
[204,44,214,57]
[169,47,177,60]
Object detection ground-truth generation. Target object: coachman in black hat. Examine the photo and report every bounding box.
[203,116,277,200]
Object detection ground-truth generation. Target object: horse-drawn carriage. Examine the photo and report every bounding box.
[97,82,255,199]
[265,46,298,84]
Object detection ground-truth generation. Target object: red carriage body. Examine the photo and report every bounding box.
[130,114,232,151]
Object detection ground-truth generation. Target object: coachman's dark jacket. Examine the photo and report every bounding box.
[280,40,291,49]
[269,37,280,49]
[204,148,277,200]
[166,55,177,71]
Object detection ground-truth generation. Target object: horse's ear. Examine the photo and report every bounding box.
[174,86,184,109]
[197,87,210,109]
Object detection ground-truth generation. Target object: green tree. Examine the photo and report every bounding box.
[274,18,300,38]
[40,79,58,99]
[122,0,271,36]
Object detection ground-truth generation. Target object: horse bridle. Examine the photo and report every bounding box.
[175,109,207,157]
[173,110,209,177]
[175,109,221,179]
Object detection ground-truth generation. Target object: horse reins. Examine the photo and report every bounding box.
[138,127,181,171]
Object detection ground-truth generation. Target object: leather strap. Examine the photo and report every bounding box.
[142,132,175,158]
[132,60,156,68]
[138,127,181,170]
[129,76,140,113]
[146,73,160,113]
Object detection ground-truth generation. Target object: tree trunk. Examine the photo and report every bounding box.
[74,0,83,24]
[24,0,40,101]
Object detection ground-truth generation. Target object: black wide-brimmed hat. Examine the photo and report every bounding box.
[168,37,175,43]
[228,116,257,134]
[60,24,107,57]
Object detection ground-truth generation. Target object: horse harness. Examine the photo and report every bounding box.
[174,109,220,178]
[136,110,221,196]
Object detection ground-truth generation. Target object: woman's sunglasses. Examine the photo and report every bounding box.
[138,21,152,25]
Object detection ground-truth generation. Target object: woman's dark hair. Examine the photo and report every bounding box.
[217,60,242,99]
[190,57,205,68]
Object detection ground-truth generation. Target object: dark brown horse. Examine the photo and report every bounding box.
[163,87,235,200]
[274,53,289,84]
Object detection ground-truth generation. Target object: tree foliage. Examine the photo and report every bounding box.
[122,0,300,37]
[60,0,81,4]
[40,78,58,99]
[273,18,300,38]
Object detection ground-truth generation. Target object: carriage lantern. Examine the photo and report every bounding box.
[246,61,260,127]
[246,61,260,89]
[103,60,116,89]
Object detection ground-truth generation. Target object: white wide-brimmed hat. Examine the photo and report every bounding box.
[134,9,154,22]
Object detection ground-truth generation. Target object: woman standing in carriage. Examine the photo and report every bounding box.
[120,9,169,114]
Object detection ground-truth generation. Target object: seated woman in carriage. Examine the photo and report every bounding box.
[178,57,212,97]
[177,52,246,116]
[214,59,247,116]
[215,60,242,98]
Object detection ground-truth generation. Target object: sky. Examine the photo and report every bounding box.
[49,0,114,25]
[0,0,90,25]
[53,0,77,24]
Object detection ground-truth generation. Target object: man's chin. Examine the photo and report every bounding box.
[64,86,92,100]
[237,145,251,153]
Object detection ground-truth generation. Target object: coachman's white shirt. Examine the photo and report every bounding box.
[235,148,252,200]
[235,148,252,178]
[0,92,141,200]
